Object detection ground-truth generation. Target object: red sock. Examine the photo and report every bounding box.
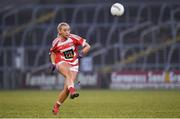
[68,87,75,94]
[55,101,61,108]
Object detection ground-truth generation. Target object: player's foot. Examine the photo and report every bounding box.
[70,92,79,99]
[52,105,59,115]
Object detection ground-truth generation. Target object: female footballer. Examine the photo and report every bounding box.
[49,22,91,115]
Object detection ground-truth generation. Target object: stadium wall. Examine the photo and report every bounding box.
[24,69,180,90]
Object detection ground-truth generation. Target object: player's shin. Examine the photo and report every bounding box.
[67,82,75,94]
[66,80,79,99]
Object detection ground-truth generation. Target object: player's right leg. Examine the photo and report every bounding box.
[52,62,69,115]
[68,70,79,99]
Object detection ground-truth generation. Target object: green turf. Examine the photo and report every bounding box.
[0,89,180,118]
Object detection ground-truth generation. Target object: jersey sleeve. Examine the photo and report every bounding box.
[50,38,59,53]
[71,34,86,47]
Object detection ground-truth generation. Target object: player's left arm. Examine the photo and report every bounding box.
[71,34,91,57]
[80,41,91,56]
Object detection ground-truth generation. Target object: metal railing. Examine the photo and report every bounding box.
[1,3,180,89]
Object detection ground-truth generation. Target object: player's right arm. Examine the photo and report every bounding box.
[49,38,59,64]
[49,45,56,65]
[49,38,59,73]
[49,52,56,65]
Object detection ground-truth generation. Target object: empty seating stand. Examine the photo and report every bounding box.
[0,1,180,89]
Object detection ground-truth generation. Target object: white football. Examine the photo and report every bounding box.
[110,3,124,16]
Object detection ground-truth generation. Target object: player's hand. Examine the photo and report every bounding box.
[49,64,56,74]
[78,51,84,59]
[49,52,56,73]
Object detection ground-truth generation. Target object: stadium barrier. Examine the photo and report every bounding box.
[24,63,180,90]
[25,67,100,90]
[110,70,180,89]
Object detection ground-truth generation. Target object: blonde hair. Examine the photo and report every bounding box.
[57,22,69,32]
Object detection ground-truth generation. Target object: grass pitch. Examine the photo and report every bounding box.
[0,89,180,118]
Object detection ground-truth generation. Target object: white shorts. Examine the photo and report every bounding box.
[56,61,79,72]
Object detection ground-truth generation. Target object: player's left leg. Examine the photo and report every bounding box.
[57,84,69,103]
[52,63,79,115]
[52,84,69,115]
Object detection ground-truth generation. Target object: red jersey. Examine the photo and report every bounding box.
[50,34,86,66]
